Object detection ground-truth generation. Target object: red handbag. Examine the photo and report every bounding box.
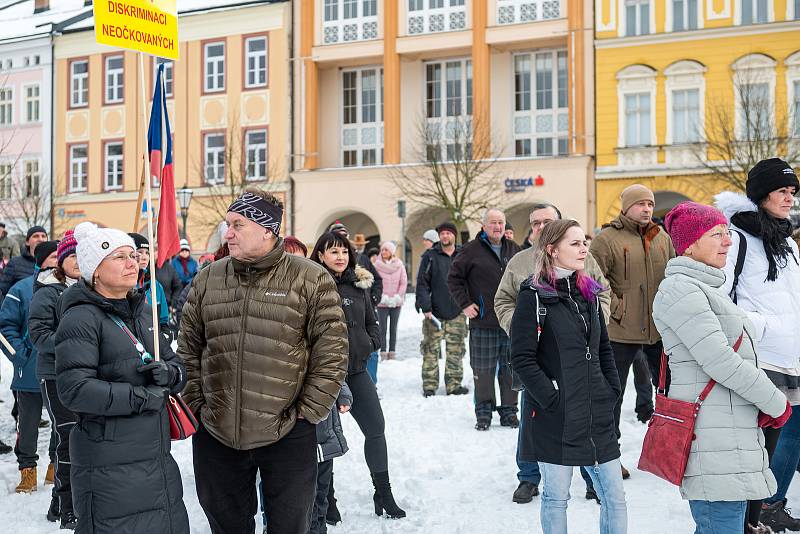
[167,393,199,441]
[638,333,743,485]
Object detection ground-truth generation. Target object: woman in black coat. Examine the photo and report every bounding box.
[54,222,189,534]
[311,231,406,520]
[510,220,626,534]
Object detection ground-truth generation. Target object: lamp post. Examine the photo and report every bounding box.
[176,187,193,239]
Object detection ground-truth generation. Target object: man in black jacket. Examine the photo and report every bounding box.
[0,225,47,298]
[447,209,521,430]
[416,222,468,397]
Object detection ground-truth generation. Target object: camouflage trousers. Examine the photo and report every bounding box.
[420,314,467,393]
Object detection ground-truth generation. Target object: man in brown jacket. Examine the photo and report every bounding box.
[590,184,675,478]
[179,188,349,534]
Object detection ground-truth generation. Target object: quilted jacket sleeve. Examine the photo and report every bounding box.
[0,282,29,363]
[177,270,207,413]
[28,285,58,358]
[298,269,348,423]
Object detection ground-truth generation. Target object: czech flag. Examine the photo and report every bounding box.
[148,63,179,268]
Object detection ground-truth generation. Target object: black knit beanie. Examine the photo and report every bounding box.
[746,158,799,205]
[34,240,59,268]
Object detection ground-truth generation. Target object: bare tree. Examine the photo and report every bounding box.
[389,114,503,237]
[694,75,800,192]
[0,136,50,237]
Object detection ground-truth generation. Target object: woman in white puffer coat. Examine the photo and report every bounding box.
[715,158,800,532]
[653,201,789,534]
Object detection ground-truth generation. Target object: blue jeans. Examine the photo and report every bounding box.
[688,500,746,534]
[539,459,627,534]
[766,404,800,504]
[366,351,379,384]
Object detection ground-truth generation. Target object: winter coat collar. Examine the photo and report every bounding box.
[431,241,460,256]
[373,257,403,275]
[523,273,584,303]
[231,239,285,274]
[60,279,146,322]
[664,256,726,288]
[606,213,659,236]
[715,191,757,221]
[333,265,374,290]
[36,268,62,287]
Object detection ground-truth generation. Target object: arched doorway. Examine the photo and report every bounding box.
[320,211,382,256]
[653,191,692,220]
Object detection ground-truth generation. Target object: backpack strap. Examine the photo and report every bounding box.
[534,290,547,341]
[729,230,747,304]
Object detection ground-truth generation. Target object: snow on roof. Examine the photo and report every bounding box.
[0,0,87,41]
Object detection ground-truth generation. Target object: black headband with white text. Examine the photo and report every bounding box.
[227,192,282,236]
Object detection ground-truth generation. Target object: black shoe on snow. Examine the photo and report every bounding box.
[0,439,11,454]
[500,413,520,428]
[475,419,491,431]
[60,511,77,530]
[423,390,436,398]
[447,386,469,395]
[326,495,342,525]
[761,500,800,532]
[585,487,601,504]
[512,481,539,504]
[47,496,60,522]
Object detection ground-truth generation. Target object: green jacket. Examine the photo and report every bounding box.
[589,214,675,345]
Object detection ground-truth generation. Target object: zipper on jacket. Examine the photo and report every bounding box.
[234,267,255,449]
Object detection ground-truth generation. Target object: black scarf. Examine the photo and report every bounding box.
[731,209,797,282]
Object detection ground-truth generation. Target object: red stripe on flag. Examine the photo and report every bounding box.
[156,162,179,267]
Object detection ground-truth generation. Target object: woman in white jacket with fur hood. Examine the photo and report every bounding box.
[715,158,800,532]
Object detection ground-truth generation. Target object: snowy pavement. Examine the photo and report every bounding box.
[2,299,799,532]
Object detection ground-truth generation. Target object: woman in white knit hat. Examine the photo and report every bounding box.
[54,222,190,534]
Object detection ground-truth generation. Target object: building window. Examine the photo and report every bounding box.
[245,129,267,180]
[795,0,800,19]
[105,142,124,190]
[0,164,11,199]
[624,93,652,146]
[71,60,88,107]
[672,0,698,30]
[245,37,268,89]
[0,88,12,126]
[105,55,124,103]
[204,133,225,184]
[204,42,225,93]
[70,145,88,192]
[671,89,700,143]
[513,51,569,157]
[665,60,706,147]
[154,57,174,97]
[23,160,39,198]
[23,85,39,123]
[341,67,383,167]
[323,0,380,44]
[793,80,800,137]
[425,59,473,161]
[738,82,771,140]
[407,0,468,34]
[740,0,769,24]
[625,0,650,36]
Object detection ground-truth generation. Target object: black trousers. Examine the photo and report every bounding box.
[41,379,77,512]
[193,420,317,534]
[309,460,334,534]
[377,307,401,352]
[746,426,783,528]
[610,342,661,440]
[14,390,54,469]
[347,370,388,474]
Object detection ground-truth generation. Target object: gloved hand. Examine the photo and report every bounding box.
[132,385,168,413]
[137,360,177,387]
[758,401,792,429]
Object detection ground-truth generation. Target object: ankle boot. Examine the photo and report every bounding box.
[45,463,55,485]
[387,351,396,360]
[380,351,388,361]
[15,466,37,493]
[371,471,406,519]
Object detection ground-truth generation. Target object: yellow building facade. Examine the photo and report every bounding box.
[594,0,800,223]
[52,1,291,251]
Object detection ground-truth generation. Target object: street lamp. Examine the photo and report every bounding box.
[176,186,193,239]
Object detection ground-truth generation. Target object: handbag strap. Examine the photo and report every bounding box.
[659,332,744,397]
[107,314,153,364]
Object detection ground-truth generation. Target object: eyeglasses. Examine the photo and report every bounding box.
[530,219,554,228]
[108,252,141,263]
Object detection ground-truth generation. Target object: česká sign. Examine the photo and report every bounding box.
[94,0,179,59]
[505,175,545,193]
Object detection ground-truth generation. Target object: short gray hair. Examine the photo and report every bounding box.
[482,208,505,224]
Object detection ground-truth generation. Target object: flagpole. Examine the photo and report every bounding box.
[139,51,161,362]
[132,161,146,232]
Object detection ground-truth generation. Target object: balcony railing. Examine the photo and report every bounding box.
[323,15,379,45]
[496,0,561,25]
[408,3,467,35]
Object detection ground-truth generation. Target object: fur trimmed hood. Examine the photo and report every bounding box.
[354,265,374,289]
[715,191,757,222]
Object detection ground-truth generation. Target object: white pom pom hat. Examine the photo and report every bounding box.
[74,222,136,283]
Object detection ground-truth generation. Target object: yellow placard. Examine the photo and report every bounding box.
[94,0,178,60]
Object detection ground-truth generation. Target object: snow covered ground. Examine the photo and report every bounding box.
[2,299,799,532]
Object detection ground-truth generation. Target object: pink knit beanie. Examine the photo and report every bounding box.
[664,202,729,256]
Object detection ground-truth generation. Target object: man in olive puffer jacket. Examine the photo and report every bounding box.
[178,189,349,534]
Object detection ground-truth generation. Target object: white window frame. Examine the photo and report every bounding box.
[0,88,13,126]
[512,50,569,158]
[425,58,473,161]
[70,60,88,107]
[69,145,88,192]
[204,133,226,184]
[496,0,563,25]
[617,65,657,148]
[154,57,174,97]
[619,0,654,37]
[322,0,380,44]
[340,67,384,168]
[23,159,39,198]
[667,0,703,31]
[665,60,706,145]
[732,54,776,140]
[105,55,124,104]
[244,129,268,181]
[735,0,773,25]
[204,42,226,93]
[0,163,11,199]
[244,36,268,89]
[104,142,124,191]
[22,84,39,123]
[407,0,468,35]
[785,52,800,139]
[788,0,800,19]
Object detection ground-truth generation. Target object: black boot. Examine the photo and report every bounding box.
[475,401,493,431]
[371,472,406,519]
[0,438,11,454]
[760,499,800,532]
[60,510,77,530]
[498,406,519,428]
[325,473,341,526]
[47,495,60,522]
